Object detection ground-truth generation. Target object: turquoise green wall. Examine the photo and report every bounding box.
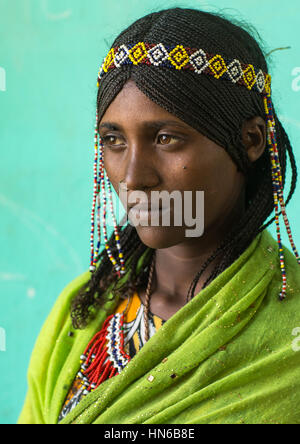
[0,0,299,424]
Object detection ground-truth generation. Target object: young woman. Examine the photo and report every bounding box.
[19,7,300,424]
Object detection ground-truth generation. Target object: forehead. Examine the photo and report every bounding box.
[99,80,185,125]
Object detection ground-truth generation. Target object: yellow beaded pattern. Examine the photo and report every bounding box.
[128,42,148,65]
[168,45,190,70]
[97,42,271,96]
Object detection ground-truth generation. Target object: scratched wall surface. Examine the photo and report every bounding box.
[0,0,299,424]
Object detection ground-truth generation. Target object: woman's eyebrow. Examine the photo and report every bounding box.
[98,122,121,132]
[98,120,190,132]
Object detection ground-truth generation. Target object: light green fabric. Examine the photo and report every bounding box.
[18,230,300,424]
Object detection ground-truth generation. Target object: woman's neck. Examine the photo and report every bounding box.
[139,188,246,319]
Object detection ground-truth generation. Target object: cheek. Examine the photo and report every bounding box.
[103,151,123,189]
[205,166,245,226]
[181,156,243,223]
[205,161,236,195]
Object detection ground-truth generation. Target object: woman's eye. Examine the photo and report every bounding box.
[157,134,179,145]
[102,135,124,147]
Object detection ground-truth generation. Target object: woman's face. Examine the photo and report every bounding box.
[98,80,245,249]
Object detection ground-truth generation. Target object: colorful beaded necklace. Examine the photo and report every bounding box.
[80,253,156,394]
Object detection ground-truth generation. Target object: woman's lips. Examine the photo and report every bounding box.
[128,203,170,224]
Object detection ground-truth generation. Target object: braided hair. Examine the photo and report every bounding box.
[70,7,297,329]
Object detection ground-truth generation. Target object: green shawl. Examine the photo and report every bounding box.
[18,230,300,424]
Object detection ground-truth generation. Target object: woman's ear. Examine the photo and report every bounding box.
[241,116,267,163]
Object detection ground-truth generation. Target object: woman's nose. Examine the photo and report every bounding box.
[121,144,160,191]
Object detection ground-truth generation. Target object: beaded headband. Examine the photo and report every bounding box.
[97,42,271,96]
[90,42,300,301]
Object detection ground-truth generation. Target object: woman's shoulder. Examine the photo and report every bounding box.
[28,270,92,365]
[20,268,117,424]
[38,270,92,338]
[271,240,300,303]
[256,234,300,351]
[262,230,300,296]
[55,269,92,310]
[248,231,300,347]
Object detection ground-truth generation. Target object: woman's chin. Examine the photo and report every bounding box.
[134,225,186,249]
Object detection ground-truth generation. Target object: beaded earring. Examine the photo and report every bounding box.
[89,111,126,277]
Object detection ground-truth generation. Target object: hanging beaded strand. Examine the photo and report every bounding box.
[99,139,124,277]
[263,92,300,299]
[89,111,101,272]
[94,137,105,263]
[93,115,106,267]
[264,95,300,259]
[106,174,126,276]
[89,108,126,276]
